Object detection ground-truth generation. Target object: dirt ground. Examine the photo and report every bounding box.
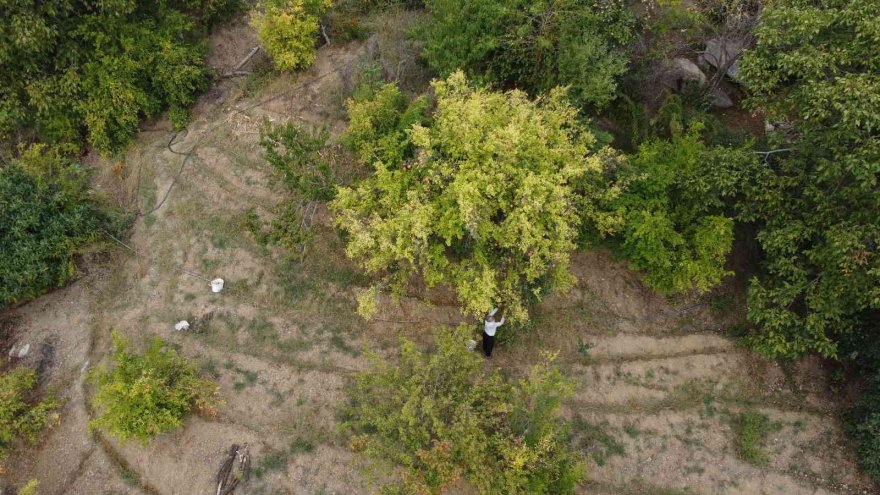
[1,14,877,495]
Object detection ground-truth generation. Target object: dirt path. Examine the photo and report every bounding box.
[2,16,876,495]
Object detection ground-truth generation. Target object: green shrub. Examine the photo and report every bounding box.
[90,332,220,444]
[1,0,239,153]
[344,82,430,167]
[252,0,333,72]
[0,366,59,460]
[344,325,584,494]
[581,125,746,295]
[419,0,635,111]
[260,120,336,200]
[332,73,603,322]
[0,145,126,307]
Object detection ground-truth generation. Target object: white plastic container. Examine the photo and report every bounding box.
[211,278,225,293]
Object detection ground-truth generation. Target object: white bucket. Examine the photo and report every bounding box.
[211,278,225,293]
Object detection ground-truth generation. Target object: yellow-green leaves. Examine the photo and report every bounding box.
[344,326,583,494]
[333,72,601,322]
[252,0,332,72]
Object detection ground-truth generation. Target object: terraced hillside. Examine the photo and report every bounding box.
[2,18,875,495]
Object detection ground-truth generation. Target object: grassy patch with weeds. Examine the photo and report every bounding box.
[252,437,318,478]
[572,417,626,466]
[734,410,782,465]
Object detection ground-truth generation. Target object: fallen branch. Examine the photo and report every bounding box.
[753,148,792,155]
[216,444,250,495]
[234,47,261,72]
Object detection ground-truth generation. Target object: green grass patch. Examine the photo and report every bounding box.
[734,410,782,465]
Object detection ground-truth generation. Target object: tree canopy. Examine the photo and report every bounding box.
[737,0,880,357]
[345,325,583,494]
[419,0,635,110]
[333,72,602,322]
[0,0,240,153]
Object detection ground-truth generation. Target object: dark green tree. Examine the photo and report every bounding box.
[0,145,124,306]
[0,0,241,153]
[419,0,635,110]
[737,0,880,357]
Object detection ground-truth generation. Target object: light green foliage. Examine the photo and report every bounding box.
[420,0,635,110]
[585,126,742,294]
[90,332,220,444]
[0,0,239,153]
[0,366,59,460]
[332,72,601,322]
[345,325,584,494]
[19,479,39,495]
[260,119,336,200]
[0,145,125,307]
[252,0,332,72]
[736,0,880,357]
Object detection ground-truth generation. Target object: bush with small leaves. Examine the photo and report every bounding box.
[260,120,336,200]
[345,325,584,494]
[252,0,333,72]
[0,145,127,307]
[90,332,220,444]
[0,367,59,461]
[580,124,748,295]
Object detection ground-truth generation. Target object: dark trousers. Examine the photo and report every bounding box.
[482,332,495,357]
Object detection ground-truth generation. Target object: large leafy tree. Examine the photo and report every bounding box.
[0,0,240,153]
[332,72,602,322]
[419,0,635,110]
[737,0,880,357]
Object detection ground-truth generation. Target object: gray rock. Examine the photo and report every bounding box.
[668,58,708,87]
[710,87,734,108]
[699,38,744,80]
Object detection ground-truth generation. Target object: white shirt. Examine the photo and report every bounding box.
[484,308,505,336]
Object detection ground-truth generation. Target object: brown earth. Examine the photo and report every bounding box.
[1,13,876,495]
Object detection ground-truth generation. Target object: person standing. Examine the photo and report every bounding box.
[483,307,504,358]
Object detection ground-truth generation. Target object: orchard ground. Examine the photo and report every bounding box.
[2,15,874,495]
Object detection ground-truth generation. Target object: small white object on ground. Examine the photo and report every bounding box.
[16,344,30,358]
[466,339,477,352]
[174,320,190,331]
[211,278,225,293]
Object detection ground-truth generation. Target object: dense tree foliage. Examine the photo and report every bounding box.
[252,0,332,71]
[0,0,240,153]
[332,72,602,322]
[584,124,745,294]
[0,366,59,462]
[419,0,635,109]
[0,145,124,306]
[345,325,583,494]
[90,332,220,444]
[737,0,880,357]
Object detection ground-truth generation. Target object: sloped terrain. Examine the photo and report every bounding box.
[1,17,875,495]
